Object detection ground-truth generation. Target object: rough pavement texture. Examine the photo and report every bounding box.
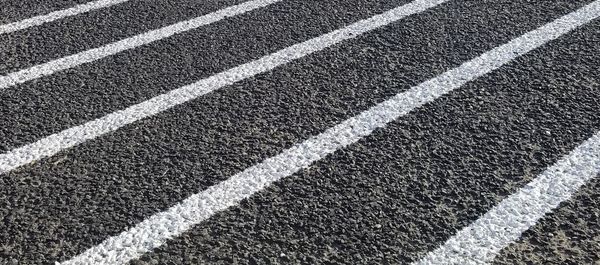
[493,176,600,265]
[0,0,599,264]
[0,0,91,24]
[0,0,247,74]
[0,0,415,152]
[132,18,600,265]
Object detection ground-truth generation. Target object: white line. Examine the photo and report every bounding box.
[0,0,131,35]
[413,131,600,265]
[0,0,452,175]
[0,0,283,90]
[60,1,600,264]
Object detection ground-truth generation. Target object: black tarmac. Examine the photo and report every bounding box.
[0,0,599,264]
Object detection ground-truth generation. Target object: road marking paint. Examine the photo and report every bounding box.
[0,0,130,35]
[60,1,600,264]
[0,0,283,90]
[0,0,452,174]
[413,131,600,265]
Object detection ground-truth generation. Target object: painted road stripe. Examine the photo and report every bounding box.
[414,131,600,265]
[60,2,600,264]
[0,0,451,174]
[0,0,283,90]
[0,0,131,35]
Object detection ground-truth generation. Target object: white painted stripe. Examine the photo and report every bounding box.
[0,0,452,175]
[61,1,600,264]
[414,131,600,265]
[0,0,130,35]
[0,0,283,90]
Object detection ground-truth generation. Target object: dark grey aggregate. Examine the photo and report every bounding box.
[131,19,600,265]
[0,0,247,74]
[493,176,600,265]
[0,0,92,24]
[0,0,598,264]
[0,0,414,153]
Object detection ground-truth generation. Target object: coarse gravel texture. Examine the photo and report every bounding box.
[2,1,597,263]
[0,0,247,74]
[0,0,92,24]
[131,17,600,265]
[0,0,599,264]
[493,176,600,265]
[0,0,415,152]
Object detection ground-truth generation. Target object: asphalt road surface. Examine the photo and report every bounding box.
[1,0,599,264]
